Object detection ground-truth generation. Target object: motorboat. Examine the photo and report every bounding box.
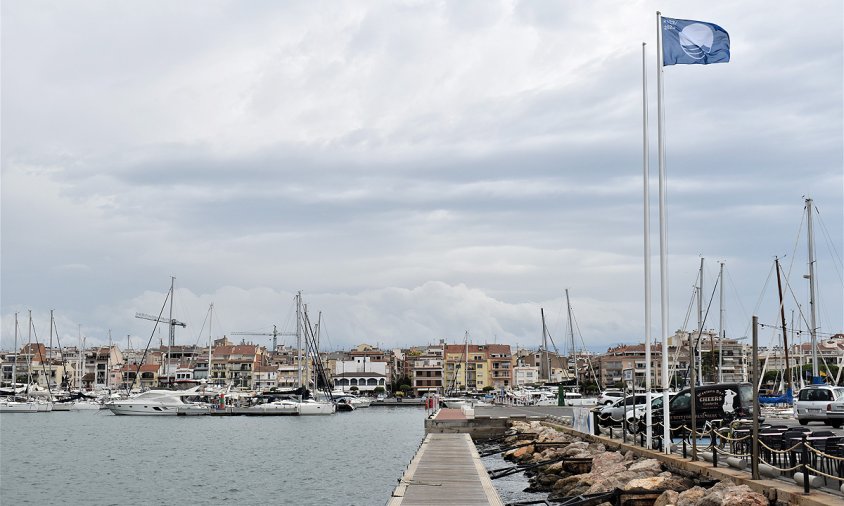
[334,397,356,412]
[104,389,210,416]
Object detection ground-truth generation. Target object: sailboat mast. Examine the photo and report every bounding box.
[27,310,33,390]
[167,276,175,386]
[12,313,18,389]
[296,292,303,389]
[540,308,549,382]
[49,309,54,357]
[78,325,82,390]
[805,198,819,378]
[565,289,576,389]
[775,257,793,393]
[208,303,214,385]
[108,330,112,389]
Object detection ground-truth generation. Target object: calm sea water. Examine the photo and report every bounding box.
[0,407,426,505]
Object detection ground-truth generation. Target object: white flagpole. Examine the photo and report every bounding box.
[642,41,653,450]
[656,10,671,455]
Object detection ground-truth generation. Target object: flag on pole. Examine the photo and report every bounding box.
[662,17,730,66]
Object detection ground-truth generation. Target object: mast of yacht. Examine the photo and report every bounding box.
[107,330,112,389]
[166,276,176,386]
[78,324,83,391]
[27,310,33,393]
[296,291,303,392]
[565,289,577,390]
[12,313,18,390]
[775,257,793,395]
[540,308,550,382]
[805,198,819,379]
[208,304,214,385]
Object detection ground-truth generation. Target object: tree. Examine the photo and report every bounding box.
[482,385,495,392]
[373,386,385,394]
[350,386,359,392]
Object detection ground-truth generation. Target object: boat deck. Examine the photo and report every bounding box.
[388,432,502,505]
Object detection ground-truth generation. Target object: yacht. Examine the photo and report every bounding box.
[105,390,210,416]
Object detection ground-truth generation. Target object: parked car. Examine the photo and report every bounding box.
[828,394,844,428]
[597,393,650,427]
[629,383,755,434]
[793,385,844,428]
[625,393,675,433]
[596,390,625,406]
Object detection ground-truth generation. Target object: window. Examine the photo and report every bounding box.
[671,392,692,410]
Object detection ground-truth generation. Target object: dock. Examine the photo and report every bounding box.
[389,423,503,505]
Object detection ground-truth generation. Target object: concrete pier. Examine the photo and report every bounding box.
[388,432,503,505]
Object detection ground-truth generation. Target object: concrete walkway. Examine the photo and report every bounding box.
[388,433,503,505]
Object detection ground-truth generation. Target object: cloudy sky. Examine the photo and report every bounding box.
[2,1,842,355]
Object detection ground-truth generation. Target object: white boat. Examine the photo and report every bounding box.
[0,399,40,413]
[296,399,335,415]
[105,389,210,416]
[331,391,371,408]
[233,400,298,416]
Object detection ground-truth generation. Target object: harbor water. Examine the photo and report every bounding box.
[0,407,426,505]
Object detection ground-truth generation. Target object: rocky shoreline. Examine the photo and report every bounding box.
[497,420,769,506]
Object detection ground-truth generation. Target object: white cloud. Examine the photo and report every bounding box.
[2,1,842,353]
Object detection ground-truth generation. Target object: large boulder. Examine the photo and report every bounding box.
[653,490,680,506]
[513,444,534,461]
[628,458,663,475]
[676,486,707,506]
[623,474,691,492]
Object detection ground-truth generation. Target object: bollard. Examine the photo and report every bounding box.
[758,463,779,478]
[800,434,809,494]
[794,472,823,489]
[682,438,687,458]
[712,446,718,468]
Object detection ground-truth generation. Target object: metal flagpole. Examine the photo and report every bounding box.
[642,41,653,450]
[656,11,671,455]
[718,262,725,383]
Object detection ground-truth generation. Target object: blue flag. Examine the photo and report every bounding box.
[662,17,730,66]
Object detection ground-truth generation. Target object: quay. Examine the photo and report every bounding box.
[389,409,503,505]
[392,406,844,505]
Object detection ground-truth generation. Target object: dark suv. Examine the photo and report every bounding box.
[633,383,755,433]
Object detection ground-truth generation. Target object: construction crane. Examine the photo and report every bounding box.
[135,313,186,348]
[231,325,294,352]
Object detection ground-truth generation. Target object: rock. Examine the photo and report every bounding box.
[623,450,637,461]
[628,458,663,475]
[676,486,706,506]
[544,461,564,474]
[720,485,768,506]
[563,441,590,456]
[586,442,606,453]
[695,481,732,506]
[513,444,534,460]
[653,489,679,506]
[623,474,691,492]
[590,451,625,473]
